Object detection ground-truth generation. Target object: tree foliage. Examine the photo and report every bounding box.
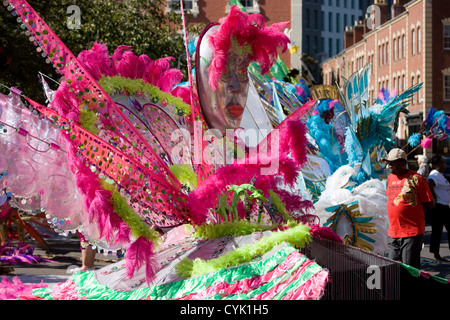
[0,0,203,103]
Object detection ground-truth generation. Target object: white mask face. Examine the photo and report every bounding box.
[196,26,249,135]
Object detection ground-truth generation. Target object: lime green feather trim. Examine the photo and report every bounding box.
[194,220,275,239]
[98,76,191,116]
[176,223,311,278]
[79,107,100,135]
[169,164,198,189]
[268,189,293,222]
[100,180,160,244]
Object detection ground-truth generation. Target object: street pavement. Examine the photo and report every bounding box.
[2,234,120,284]
[2,223,450,289]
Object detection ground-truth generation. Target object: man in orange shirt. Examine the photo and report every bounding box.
[385,148,435,269]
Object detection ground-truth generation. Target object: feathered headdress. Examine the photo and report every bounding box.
[207,5,290,90]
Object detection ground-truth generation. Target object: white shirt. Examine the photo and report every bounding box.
[428,170,450,206]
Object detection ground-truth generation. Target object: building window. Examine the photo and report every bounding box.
[240,0,254,6]
[417,26,421,53]
[329,38,333,57]
[402,35,406,58]
[385,41,389,63]
[314,10,319,29]
[402,75,405,93]
[371,54,374,73]
[379,45,382,66]
[166,0,199,17]
[329,12,333,32]
[170,0,192,9]
[393,39,396,60]
[321,12,325,31]
[306,9,310,28]
[445,75,450,100]
[411,76,415,104]
[411,29,415,55]
[226,0,260,14]
[444,25,450,49]
[336,13,340,33]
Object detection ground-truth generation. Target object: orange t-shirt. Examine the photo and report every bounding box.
[386,170,433,238]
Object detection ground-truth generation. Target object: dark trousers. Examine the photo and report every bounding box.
[430,203,450,255]
[388,234,423,269]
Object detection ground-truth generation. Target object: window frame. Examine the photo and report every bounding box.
[444,24,450,50]
[444,74,450,101]
[226,0,260,14]
[166,0,199,18]
[417,26,421,54]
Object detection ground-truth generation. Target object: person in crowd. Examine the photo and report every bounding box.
[385,148,435,269]
[427,155,450,262]
[415,154,430,179]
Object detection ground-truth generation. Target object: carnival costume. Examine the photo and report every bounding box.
[0,2,334,300]
[1,1,450,300]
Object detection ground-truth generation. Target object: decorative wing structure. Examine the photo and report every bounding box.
[338,64,371,132]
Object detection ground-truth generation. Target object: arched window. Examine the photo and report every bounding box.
[393,38,397,60]
[417,26,421,53]
[402,35,406,58]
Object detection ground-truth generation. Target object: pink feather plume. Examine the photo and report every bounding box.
[125,236,158,285]
[207,5,290,90]
[421,136,433,149]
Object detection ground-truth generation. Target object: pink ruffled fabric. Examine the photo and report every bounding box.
[0,276,47,300]
[173,251,328,300]
[50,280,86,300]
[282,269,329,300]
[254,260,316,300]
[176,251,303,300]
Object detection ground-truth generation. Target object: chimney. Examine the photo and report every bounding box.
[391,0,408,18]
[375,0,390,25]
[353,21,364,44]
[344,26,354,49]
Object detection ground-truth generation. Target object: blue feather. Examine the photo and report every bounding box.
[407,133,421,147]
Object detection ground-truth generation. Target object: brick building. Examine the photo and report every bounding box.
[320,0,450,157]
